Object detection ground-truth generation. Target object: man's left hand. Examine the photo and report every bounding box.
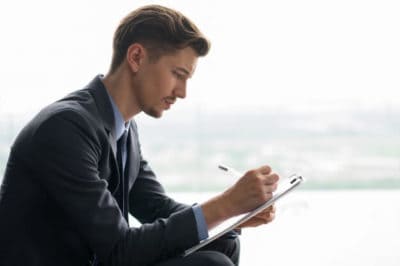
[236,205,276,229]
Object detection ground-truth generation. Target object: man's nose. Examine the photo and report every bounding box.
[174,82,187,99]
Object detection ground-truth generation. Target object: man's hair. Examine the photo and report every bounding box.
[110,5,210,72]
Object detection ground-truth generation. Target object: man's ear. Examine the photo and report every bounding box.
[126,43,146,72]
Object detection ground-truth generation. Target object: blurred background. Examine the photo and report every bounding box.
[1,0,399,265]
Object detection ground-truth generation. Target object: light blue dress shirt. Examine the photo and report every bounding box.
[103,82,208,241]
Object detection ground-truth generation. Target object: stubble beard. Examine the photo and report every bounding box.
[144,107,163,118]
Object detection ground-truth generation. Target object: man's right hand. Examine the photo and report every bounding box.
[221,165,279,216]
[201,165,279,230]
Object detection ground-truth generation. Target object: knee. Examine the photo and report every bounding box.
[202,236,240,263]
[190,251,234,266]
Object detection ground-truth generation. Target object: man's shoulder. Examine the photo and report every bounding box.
[43,75,111,125]
[13,77,113,151]
[39,88,100,126]
[16,87,106,145]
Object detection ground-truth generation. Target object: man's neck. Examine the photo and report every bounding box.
[102,68,141,122]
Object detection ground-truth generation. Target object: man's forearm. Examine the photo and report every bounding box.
[200,192,235,230]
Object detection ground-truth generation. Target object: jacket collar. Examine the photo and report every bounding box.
[86,75,115,134]
[86,75,119,156]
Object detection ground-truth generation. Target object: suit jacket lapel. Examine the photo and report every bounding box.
[85,75,123,183]
[127,123,140,190]
[86,76,118,156]
[85,75,140,190]
[107,131,117,160]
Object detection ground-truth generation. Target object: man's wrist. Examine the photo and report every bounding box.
[200,193,234,230]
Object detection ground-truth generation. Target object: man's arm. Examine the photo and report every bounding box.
[128,120,279,234]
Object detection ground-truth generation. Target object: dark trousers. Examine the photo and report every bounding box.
[155,236,240,266]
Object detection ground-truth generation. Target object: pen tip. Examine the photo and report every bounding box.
[218,165,228,171]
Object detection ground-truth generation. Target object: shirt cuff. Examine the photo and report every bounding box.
[192,204,209,241]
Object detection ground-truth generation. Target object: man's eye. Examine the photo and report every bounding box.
[173,71,184,80]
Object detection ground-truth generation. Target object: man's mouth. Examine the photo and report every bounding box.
[164,98,176,109]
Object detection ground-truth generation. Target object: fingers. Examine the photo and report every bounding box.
[256,210,275,224]
[257,205,276,222]
[249,166,280,201]
[269,205,276,213]
[238,205,277,229]
[231,165,279,215]
[258,165,272,175]
[264,173,279,185]
[254,165,279,185]
[260,173,279,195]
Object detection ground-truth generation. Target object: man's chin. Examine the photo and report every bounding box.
[144,109,163,119]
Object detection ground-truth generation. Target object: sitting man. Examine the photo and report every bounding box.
[0,4,279,266]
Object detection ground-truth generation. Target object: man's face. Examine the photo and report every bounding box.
[133,46,198,118]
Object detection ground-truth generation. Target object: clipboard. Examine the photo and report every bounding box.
[183,174,304,257]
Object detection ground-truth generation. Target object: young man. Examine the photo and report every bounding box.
[0,5,279,266]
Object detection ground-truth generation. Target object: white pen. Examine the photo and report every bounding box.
[218,164,243,178]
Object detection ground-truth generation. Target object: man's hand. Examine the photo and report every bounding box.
[201,165,279,229]
[221,165,279,216]
[236,205,276,229]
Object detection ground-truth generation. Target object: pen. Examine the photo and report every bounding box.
[218,164,243,178]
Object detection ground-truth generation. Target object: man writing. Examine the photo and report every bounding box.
[0,5,279,266]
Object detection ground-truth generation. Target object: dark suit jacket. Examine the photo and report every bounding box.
[0,76,199,266]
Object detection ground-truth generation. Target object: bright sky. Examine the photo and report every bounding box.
[0,0,399,115]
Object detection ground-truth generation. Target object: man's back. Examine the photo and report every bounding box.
[0,88,108,265]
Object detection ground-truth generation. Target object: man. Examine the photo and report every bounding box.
[0,5,279,266]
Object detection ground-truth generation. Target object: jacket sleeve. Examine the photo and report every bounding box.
[29,110,199,266]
